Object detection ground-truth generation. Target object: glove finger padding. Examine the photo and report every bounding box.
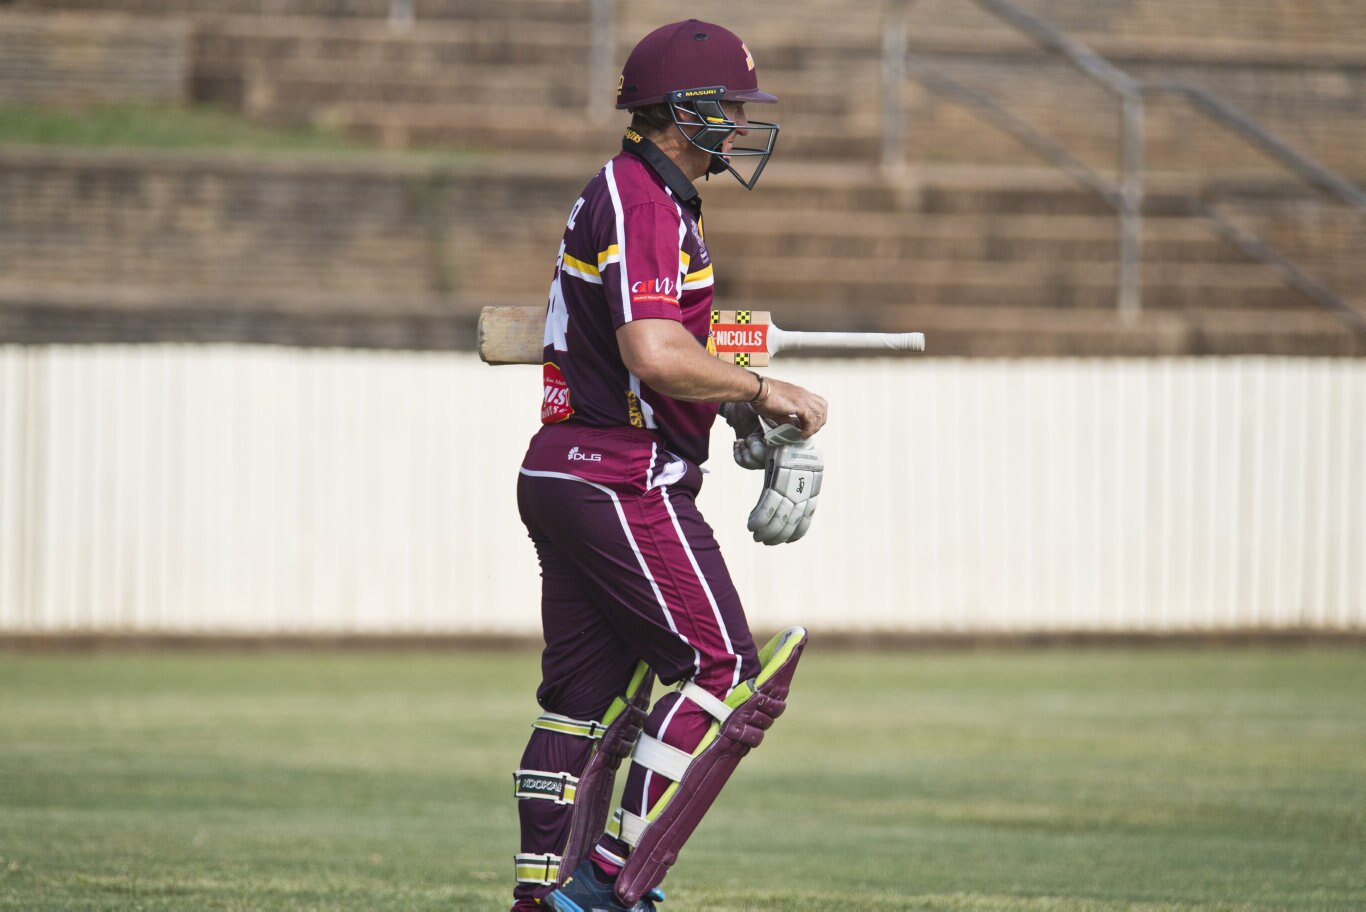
[788,495,818,542]
[733,431,768,471]
[746,441,823,545]
[721,403,769,471]
[719,401,762,437]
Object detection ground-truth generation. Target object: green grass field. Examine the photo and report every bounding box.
[1,646,1362,911]
[0,102,479,163]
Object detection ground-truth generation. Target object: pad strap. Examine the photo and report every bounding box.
[514,852,561,885]
[513,769,578,806]
[631,734,693,782]
[610,808,648,847]
[679,681,733,722]
[532,712,607,740]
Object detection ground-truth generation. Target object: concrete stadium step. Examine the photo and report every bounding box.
[704,213,1239,264]
[313,101,619,155]
[152,8,1366,174]
[29,0,588,23]
[894,0,1366,49]
[0,281,478,348]
[239,58,882,118]
[717,258,1305,311]
[194,17,590,75]
[5,147,1354,354]
[707,165,1191,217]
[28,0,1366,48]
[238,61,590,111]
[1177,307,1366,357]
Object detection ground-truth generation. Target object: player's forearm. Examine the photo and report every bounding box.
[617,319,760,403]
[617,317,829,436]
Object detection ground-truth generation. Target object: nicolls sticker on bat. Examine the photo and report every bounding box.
[710,323,769,353]
[542,362,574,424]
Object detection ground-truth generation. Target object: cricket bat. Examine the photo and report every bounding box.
[477,306,925,366]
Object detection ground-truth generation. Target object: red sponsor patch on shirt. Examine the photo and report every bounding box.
[630,276,680,308]
[541,361,574,424]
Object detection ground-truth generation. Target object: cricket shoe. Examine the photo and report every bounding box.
[542,860,664,912]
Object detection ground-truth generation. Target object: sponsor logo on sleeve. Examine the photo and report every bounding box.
[629,277,679,307]
[541,361,574,424]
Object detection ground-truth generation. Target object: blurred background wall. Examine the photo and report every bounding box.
[1,0,1362,634]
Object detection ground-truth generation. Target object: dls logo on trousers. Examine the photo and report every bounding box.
[568,447,602,462]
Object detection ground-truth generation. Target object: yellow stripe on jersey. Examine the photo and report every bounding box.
[681,264,714,290]
[680,250,691,269]
[561,251,601,283]
[597,245,621,267]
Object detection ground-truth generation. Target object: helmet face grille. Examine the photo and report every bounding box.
[665,92,780,191]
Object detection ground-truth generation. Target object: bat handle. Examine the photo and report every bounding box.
[769,328,926,353]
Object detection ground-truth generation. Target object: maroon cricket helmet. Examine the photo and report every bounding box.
[616,19,777,109]
[616,20,781,190]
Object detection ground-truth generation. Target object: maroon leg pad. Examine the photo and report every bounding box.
[555,668,655,886]
[614,628,807,905]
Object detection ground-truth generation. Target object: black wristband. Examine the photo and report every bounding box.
[748,372,768,405]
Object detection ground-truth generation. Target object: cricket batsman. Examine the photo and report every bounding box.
[510,20,825,911]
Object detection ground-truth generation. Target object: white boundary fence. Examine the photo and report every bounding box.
[1,346,1362,635]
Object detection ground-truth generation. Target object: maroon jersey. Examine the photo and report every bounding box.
[540,132,718,465]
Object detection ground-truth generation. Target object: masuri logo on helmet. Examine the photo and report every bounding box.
[616,20,780,190]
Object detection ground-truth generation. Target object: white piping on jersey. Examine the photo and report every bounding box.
[546,241,570,350]
[559,246,621,286]
[677,237,713,290]
[681,263,714,290]
[674,200,688,299]
[597,245,622,269]
[604,159,633,323]
[518,468,702,679]
[661,485,743,693]
[606,159,654,428]
[629,373,658,430]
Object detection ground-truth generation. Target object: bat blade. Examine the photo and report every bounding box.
[477,306,544,364]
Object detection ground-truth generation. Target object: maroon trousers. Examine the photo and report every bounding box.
[511,424,760,908]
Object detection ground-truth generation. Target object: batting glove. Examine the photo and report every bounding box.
[747,436,823,545]
[719,402,768,470]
